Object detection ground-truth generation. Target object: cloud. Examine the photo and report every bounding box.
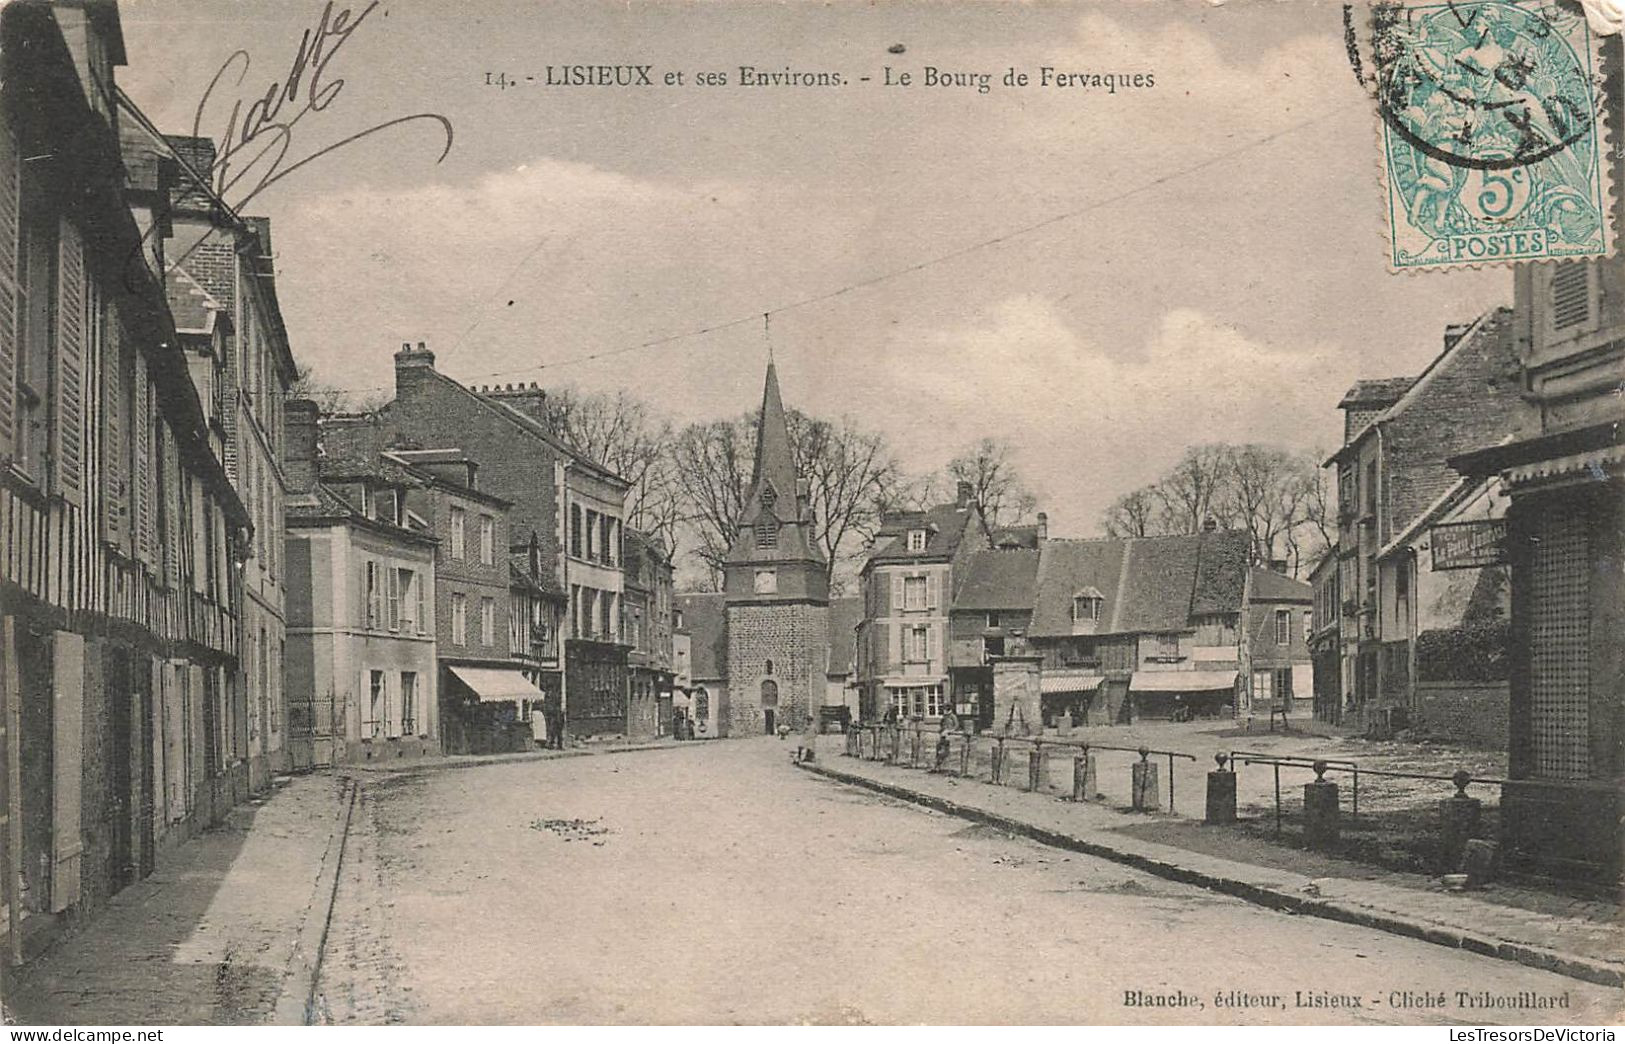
[851,296,1346,535]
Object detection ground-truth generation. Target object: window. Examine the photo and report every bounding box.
[1275,608,1291,645]
[907,529,926,552]
[479,514,495,565]
[400,672,418,735]
[415,570,427,633]
[14,172,56,480]
[695,688,709,719]
[927,686,944,717]
[399,569,417,632]
[364,560,380,628]
[983,636,1005,661]
[904,576,926,611]
[1364,461,1378,516]
[450,506,466,560]
[570,503,583,557]
[601,516,614,565]
[368,671,387,738]
[1072,594,1101,622]
[1156,633,1180,659]
[986,611,1000,629]
[1274,666,1294,700]
[585,510,597,561]
[754,517,778,548]
[908,625,929,662]
[451,593,467,646]
[754,568,778,594]
[481,598,495,646]
[1303,610,1313,643]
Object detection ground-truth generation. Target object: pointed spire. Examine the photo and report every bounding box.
[750,362,800,519]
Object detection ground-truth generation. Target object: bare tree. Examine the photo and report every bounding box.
[1102,485,1162,538]
[535,387,682,552]
[287,363,389,414]
[669,407,904,593]
[946,437,1038,530]
[1153,444,1237,534]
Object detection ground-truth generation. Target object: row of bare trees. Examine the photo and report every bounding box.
[1100,443,1333,577]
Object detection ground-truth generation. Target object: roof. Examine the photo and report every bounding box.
[866,501,985,566]
[1029,530,1249,638]
[749,363,801,525]
[1338,377,1414,410]
[991,524,1040,549]
[953,549,1040,611]
[826,597,863,676]
[676,593,729,680]
[285,482,439,546]
[1248,567,1313,604]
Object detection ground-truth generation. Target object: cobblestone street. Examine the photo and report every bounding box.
[316,741,1622,1025]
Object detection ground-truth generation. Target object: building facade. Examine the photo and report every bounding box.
[947,548,1040,729]
[1447,32,1624,882]
[322,348,630,741]
[282,402,439,767]
[623,528,675,739]
[854,486,988,725]
[0,2,255,944]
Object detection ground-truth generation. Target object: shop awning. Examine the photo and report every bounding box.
[1040,671,1104,695]
[1130,670,1237,693]
[881,677,945,689]
[448,666,546,703]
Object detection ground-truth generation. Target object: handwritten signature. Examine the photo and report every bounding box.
[189,0,453,216]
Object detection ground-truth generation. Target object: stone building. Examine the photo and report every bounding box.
[719,363,829,736]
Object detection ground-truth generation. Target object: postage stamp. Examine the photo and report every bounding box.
[1358,0,1615,272]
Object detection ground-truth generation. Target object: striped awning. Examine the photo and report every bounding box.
[1040,671,1104,695]
[1130,670,1237,693]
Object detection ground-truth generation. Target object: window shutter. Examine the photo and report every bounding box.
[163,431,182,589]
[891,573,904,611]
[134,362,155,568]
[925,624,936,661]
[101,316,125,547]
[927,572,940,610]
[889,622,901,670]
[51,631,84,912]
[53,219,87,507]
[0,119,19,460]
[1549,263,1592,332]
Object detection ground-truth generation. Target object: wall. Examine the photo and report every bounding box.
[726,602,828,736]
[1413,681,1509,750]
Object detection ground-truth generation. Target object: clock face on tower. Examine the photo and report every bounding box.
[754,568,778,594]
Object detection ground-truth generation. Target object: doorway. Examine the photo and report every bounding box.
[763,709,776,735]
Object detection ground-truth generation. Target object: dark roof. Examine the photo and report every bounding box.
[1248,567,1313,603]
[867,501,985,566]
[991,524,1040,549]
[164,270,225,335]
[826,597,863,676]
[954,549,1040,611]
[1338,377,1414,410]
[676,593,729,680]
[1029,530,1249,637]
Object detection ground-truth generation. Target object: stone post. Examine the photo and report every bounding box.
[990,654,1043,737]
[991,741,1004,785]
[1072,750,1097,802]
[844,729,859,758]
[1303,761,1341,847]
[1028,748,1043,791]
[1438,769,1483,874]
[887,727,900,764]
[959,734,972,777]
[1131,748,1160,811]
[1206,753,1237,824]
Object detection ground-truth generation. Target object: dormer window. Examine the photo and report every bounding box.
[760,484,778,510]
[1071,589,1103,622]
[907,529,926,552]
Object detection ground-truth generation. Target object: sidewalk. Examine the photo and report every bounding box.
[800,742,1625,989]
[4,774,353,1025]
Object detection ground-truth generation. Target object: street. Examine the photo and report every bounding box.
[312,741,1622,1025]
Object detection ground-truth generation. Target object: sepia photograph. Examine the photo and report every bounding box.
[0,0,1620,1030]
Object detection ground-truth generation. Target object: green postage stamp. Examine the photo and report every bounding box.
[1358,0,1615,271]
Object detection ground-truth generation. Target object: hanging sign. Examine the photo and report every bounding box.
[1430,519,1508,571]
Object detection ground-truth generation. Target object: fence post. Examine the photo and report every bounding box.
[991,739,1005,784]
[888,727,900,764]
[911,727,922,767]
[1205,753,1237,824]
[1072,749,1097,802]
[960,732,972,777]
[845,728,858,758]
[1438,769,1483,874]
[1131,747,1160,811]
[1028,747,1042,791]
[1303,760,1341,847]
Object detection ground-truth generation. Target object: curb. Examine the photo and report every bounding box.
[272,777,359,1025]
[797,759,1625,990]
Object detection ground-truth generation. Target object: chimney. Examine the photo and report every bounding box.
[1443,322,1472,352]
[285,399,320,494]
[1036,511,1048,542]
[956,480,974,509]
[479,380,547,423]
[395,340,437,399]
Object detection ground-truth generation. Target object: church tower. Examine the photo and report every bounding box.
[723,363,830,735]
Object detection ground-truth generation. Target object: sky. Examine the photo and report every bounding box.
[115,0,1512,537]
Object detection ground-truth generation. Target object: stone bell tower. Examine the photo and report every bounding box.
[722,363,829,736]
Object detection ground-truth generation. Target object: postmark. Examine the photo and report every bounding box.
[1351,1,1614,271]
